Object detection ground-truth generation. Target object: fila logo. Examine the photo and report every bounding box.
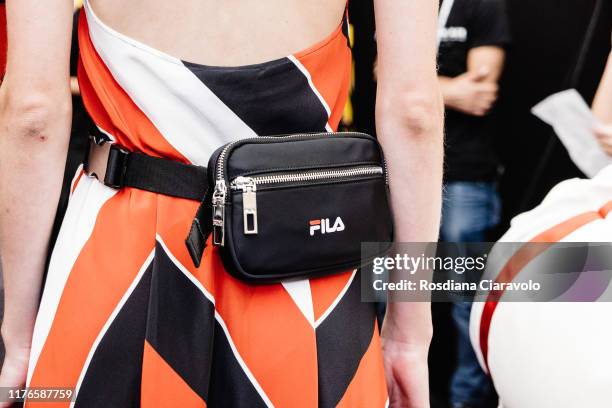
[309,217,345,236]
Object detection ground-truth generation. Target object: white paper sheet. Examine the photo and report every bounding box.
[531,89,611,178]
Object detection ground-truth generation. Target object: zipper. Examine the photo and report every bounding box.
[211,132,386,245]
[211,179,227,245]
[229,165,383,236]
[215,132,369,181]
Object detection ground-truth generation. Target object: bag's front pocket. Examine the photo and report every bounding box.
[225,165,393,281]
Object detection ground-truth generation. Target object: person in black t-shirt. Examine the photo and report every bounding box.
[437,0,511,407]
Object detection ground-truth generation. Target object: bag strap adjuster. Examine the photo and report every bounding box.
[84,137,130,189]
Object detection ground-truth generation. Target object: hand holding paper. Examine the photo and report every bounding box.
[594,124,612,155]
[531,89,612,178]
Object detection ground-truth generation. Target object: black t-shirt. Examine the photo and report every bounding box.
[438,0,511,181]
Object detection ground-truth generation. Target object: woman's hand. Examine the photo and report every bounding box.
[382,339,430,408]
[381,307,432,408]
[0,325,31,408]
[595,124,612,156]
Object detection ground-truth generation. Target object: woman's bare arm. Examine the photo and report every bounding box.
[375,0,444,406]
[0,0,73,394]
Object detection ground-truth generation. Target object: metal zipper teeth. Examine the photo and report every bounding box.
[215,131,377,182]
[230,166,383,189]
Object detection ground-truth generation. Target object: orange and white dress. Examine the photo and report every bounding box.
[25,1,388,407]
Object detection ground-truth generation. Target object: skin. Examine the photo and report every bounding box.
[70,77,80,95]
[0,1,73,403]
[0,1,443,406]
[439,46,506,116]
[593,48,612,156]
[375,0,443,406]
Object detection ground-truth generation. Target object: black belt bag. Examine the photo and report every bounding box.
[85,132,394,283]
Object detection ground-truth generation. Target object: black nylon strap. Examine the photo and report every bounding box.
[185,191,213,268]
[123,153,208,201]
[85,138,208,201]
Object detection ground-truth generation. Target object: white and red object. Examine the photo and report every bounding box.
[470,165,612,408]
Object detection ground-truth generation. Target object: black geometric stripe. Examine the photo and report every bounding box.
[182,59,329,135]
[315,271,376,408]
[207,321,269,408]
[145,241,215,402]
[74,264,152,408]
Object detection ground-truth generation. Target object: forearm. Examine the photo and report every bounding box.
[376,91,442,323]
[0,84,71,346]
[467,46,505,83]
[376,89,442,406]
[593,52,612,124]
[439,75,460,110]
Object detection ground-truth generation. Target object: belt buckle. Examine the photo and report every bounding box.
[85,137,129,189]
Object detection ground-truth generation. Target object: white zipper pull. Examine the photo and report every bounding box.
[212,179,227,246]
[233,176,258,235]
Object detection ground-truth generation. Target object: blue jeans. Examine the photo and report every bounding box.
[440,182,500,407]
